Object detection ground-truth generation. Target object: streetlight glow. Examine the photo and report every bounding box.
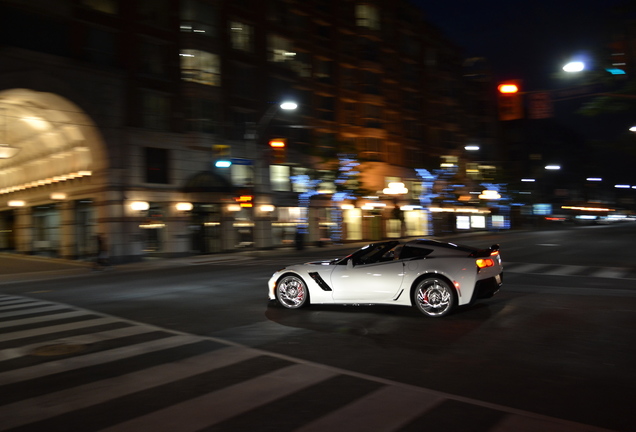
[545,165,561,170]
[279,102,297,110]
[563,61,585,72]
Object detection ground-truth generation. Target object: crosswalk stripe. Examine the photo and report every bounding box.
[0,304,68,319]
[0,310,89,329]
[591,268,628,279]
[0,317,119,342]
[0,298,36,306]
[506,263,547,273]
[294,384,444,432]
[541,265,584,276]
[0,300,59,312]
[491,412,612,432]
[505,262,634,279]
[0,334,203,385]
[98,363,339,432]
[0,325,155,362]
[0,346,258,431]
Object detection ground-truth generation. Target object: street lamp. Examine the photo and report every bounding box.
[247,101,297,193]
[245,101,297,250]
[563,61,585,73]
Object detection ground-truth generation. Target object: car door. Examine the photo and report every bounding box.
[330,259,406,302]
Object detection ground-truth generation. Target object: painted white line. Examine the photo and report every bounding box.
[0,347,258,431]
[98,364,338,432]
[0,310,90,329]
[0,334,203,385]
[0,304,68,318]
[295,385,444,432]
[0,317,119,342]
[0,325,154,362]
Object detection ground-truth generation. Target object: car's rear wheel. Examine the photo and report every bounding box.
[413,278,456,317]
[276,275,309,309]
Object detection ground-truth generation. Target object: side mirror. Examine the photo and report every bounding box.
[346,259,354,269]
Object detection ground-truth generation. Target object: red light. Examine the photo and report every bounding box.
[269,139,286,148]
[476,258,494,269]
[498,83,519,94]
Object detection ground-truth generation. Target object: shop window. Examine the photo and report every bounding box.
[180,49,221,86]
[145,147,170,184]
[270,165,291,191]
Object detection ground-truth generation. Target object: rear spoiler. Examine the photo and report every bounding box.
[470,244,500,258]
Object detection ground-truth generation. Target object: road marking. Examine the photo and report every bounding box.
[0,304,68,318]
[0,317,119,342]
[0,325,155,362]
[0,295,615,432]
[0,310,89,329]
[592,268,629,279]
[0,347,258,431]
[0,300,59,312]
[505,262,635,279]
[97,364,338,432]
[0,334,203,385]
[294,385,444,432]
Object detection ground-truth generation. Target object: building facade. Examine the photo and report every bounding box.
[0,0,499,262]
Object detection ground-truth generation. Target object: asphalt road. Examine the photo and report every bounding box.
[0,223,635,431]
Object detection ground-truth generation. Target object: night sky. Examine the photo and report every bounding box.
[412,0,629,90]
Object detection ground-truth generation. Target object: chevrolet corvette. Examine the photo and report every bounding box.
[268,239,503,317]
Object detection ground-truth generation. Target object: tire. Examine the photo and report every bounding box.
[412,277,456,317]
[276,275,309,309]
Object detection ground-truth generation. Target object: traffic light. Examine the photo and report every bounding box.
[497,80,523,121]
[269,138,287,164]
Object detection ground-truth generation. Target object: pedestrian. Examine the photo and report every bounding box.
[93,233,110,270]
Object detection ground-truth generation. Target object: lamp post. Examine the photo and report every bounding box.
[246,101,297,195]
[245,101,297,249]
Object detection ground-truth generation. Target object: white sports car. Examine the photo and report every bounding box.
[268,239,503,317]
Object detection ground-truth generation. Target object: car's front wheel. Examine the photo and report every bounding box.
[276,275,309,309]
[413,278,456,317]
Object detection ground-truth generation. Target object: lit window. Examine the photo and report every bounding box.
[180,0,217,37]
[180,49,221,86]
[268,34,295,65]
[270,165,291,192]
[355,4,380,30]
[230,21,253,52]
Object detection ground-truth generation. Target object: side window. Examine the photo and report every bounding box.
[400,246,433,259]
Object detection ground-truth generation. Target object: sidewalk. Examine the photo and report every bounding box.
[0,242,363,285]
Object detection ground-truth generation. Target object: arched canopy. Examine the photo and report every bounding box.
[182,171,234,193]
[0,88,104,193]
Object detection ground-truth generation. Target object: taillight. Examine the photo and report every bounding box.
[476,258,494,269]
